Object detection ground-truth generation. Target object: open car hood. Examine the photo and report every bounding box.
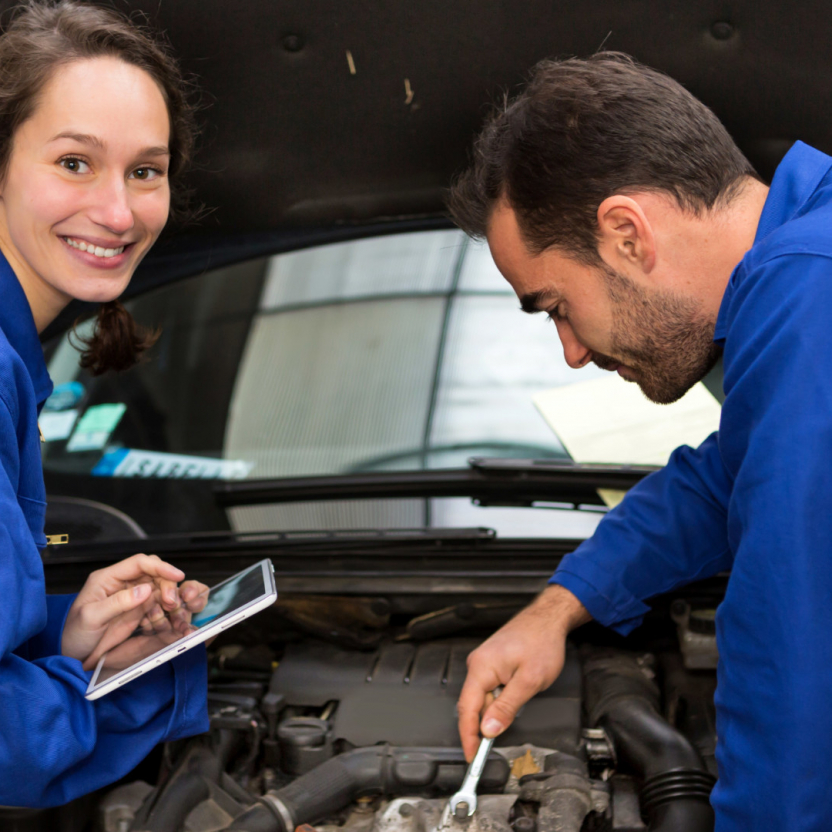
[20,0,832,300]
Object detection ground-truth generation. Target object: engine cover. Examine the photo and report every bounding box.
[270,639,582,753]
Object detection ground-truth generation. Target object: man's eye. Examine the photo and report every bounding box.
[59,157,90,174]
[548,305,567,323]
[130,167,163,181]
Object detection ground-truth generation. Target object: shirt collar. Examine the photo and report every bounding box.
[0,251,53,406]
[753,141,832,244]
[714,141,832,342]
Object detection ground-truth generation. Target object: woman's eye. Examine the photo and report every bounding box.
[130,167,162,181]
[59,157,90,174]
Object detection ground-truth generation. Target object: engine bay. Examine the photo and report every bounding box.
[4,589,720,832]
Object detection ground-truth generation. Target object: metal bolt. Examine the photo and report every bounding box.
[399,803,414,817]
[454,801,470,821]
[710,21,734,40]
[282,34,304,52]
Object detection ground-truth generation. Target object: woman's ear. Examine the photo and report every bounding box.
[595,195,656,276]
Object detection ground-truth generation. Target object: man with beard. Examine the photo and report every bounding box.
[449,52,832,831]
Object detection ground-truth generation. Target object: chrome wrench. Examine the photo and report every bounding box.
[448,686,503,820]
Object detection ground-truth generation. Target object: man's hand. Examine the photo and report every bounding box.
[61,554,202,667]
[457,584,591,761]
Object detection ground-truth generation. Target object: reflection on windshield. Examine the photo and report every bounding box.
[40,230,720,539]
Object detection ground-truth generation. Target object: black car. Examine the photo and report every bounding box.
[9,1,828,830]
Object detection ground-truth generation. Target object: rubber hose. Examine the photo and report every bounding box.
[582,650,715,832]
[224,745,510,832]
[135,772,210,832]
[133,733,241,832]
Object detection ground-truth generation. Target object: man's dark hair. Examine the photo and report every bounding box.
[447,52,760,264]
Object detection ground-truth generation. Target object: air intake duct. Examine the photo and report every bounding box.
[582,648,716,832]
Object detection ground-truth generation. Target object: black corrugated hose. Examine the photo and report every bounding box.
[582,648,716,832]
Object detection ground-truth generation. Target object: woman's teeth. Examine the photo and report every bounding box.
[64,237,125,258]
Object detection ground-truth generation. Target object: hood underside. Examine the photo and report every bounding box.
[18,0,831,297]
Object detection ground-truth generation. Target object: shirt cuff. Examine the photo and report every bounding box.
[163,643,209,741]
[550,560,651,636]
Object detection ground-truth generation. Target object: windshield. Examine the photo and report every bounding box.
[41,229,720,540]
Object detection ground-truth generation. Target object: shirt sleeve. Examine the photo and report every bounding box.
[550,420,734,636]
[700,252,832,829]
[0,397,208,808]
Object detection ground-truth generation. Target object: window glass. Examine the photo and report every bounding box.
[41,229,710,540]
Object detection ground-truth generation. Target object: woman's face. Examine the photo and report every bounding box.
[0,56,171,329]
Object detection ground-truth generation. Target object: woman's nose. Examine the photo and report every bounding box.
[555,318,592,369]
[88,176,134,234]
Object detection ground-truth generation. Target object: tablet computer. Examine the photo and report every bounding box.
[85,558,277,700]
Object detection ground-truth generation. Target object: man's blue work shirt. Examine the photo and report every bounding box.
[553,141,832,831]
[0,253,208,807]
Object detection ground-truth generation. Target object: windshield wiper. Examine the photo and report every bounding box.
[214,457,658,509]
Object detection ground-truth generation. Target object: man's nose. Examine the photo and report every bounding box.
[555,318,592,369]
[88,175,134,235]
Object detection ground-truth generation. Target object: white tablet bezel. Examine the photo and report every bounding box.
[85,558,276,700]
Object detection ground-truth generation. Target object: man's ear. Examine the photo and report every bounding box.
[595,195,656,276]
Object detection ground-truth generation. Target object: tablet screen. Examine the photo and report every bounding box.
[87,560,273,691]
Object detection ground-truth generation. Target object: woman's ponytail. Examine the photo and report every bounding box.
[73,301,160,376]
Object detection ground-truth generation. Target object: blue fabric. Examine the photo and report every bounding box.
[0,252,208,808]
[551,141,832,831]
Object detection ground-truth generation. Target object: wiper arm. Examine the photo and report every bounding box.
[214,457,657,509]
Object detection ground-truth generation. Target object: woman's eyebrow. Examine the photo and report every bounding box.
[48,131,105,149]
[48,131,169,157]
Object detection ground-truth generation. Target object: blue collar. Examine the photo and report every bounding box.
[714,141,832,342]
[0,251,53,406]
[753,141,832,244]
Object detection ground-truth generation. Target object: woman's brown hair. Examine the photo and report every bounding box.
[0,0,199,374]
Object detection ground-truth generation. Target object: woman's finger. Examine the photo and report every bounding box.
[84,554,186,599]
[78,582,153,632]
[181,581,209,613]
[156,577,181,611]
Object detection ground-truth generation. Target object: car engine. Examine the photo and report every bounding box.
[0,594,719,832]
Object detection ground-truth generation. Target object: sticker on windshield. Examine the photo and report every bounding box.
[43,381,84,412]
[66,403,127,452]
[92,449,255,480]
[39,409,79,442]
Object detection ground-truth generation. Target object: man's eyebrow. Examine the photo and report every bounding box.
[519,290,557,314]
[49,132,170,157]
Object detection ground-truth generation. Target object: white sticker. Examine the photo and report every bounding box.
[67,403,127,452]
[39,409,79,442]
[93,448,254,480]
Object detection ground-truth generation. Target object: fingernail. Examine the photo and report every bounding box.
[482,718,503,736]
[133,584,150,600]
[166,588,177,604]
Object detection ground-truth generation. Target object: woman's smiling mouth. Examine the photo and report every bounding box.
[61,235,131,260]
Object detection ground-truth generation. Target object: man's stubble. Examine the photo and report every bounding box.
[593,265,721,405]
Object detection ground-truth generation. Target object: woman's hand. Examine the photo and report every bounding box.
[61,554,193,666]
[83,577,210,670]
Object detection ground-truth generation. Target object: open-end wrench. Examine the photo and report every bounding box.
[448,686,503,820]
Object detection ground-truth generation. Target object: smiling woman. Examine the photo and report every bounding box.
[0,0,210,809]
[0,0,197,373]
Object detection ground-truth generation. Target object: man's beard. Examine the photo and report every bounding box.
[593,266,721,404]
